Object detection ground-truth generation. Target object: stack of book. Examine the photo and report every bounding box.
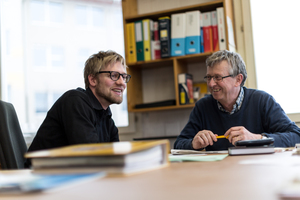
[25,140,170,176]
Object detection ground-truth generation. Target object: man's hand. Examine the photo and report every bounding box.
[192,130,217,149]
[224,126,261,145]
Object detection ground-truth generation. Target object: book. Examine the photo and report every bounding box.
[185,10,201,55]
[159,16,171,58]
[178,73,194,105]
[217,7,227,50]
[142,19,152,61]
[193,82,208,98]
[200,13,204,53]
[25,140,170,176]
[134,20,144,61]
[151,21,161,60]
[228,146,275,156]
[125,23,137,63]
[211,11,219,51]
[202,12,213,52]
[171,13,186,56]
[0,172,105,194]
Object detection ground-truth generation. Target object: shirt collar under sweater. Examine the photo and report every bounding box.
[217,87,244,115]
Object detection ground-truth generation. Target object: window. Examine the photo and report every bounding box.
[92,7,104,27]
[32,45,47,67]
[5,30,10,55]
[75,5,105,28]
[51,46,64,68]
[49,2,63,23]
[0,0,131,136]
[77,48,91,68]
[30,0,45,22]
[250,0,300,114]
[30,0,63,24]
[52,92,62,103]
[35,92,48,113]
[75,5,87,26]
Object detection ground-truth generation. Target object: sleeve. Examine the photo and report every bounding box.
[60,95,100,144]
[174,103,203,150]
[261,93,300,147]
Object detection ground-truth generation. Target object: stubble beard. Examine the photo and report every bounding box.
[96,87,123,105]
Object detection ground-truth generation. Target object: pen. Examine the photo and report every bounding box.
[216,135,229,139]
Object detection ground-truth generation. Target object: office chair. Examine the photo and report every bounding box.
[0,100,27,169]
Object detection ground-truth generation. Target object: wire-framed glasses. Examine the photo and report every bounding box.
[204,75,233,82]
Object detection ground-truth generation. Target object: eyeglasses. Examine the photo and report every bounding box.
[204,75,233,82]
[97,71,131,83]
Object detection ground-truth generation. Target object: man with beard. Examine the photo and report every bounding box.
[25,50,130,167]
[174,50,300,150]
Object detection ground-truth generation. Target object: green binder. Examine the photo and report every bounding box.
[135,20,144,61]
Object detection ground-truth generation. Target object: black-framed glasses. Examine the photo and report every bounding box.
[204,75,233,82]
[97,71,131,83]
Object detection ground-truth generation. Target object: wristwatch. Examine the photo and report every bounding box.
[261,134,268,139]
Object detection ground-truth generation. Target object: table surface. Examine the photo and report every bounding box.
[1,150,300,200]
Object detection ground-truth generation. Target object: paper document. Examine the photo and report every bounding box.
[169,154,228,162]
[239,157,300,167]
[171,149,228,155]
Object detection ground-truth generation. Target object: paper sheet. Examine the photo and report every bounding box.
[171,149,228,155]
[169,154,228,162]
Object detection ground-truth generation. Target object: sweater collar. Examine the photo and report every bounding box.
[85,87,112,117]
[217,87,244,115]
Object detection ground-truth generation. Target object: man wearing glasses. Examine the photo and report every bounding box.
[174,50,300,150]
[25,50,130,166]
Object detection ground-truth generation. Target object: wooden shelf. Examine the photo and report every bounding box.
[127,57,173,69]
[128,103,195,113]
[127,52,213,68]
[124,1,224,22]
[122,0,235,113]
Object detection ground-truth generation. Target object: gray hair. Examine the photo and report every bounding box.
[84,50,127,89]
[206,50,247,87]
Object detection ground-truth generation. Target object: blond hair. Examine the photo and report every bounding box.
[83,50,127,89]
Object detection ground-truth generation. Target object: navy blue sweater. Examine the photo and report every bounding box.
[174,87,300,150]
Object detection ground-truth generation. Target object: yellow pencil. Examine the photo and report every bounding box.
[216,135,229,139]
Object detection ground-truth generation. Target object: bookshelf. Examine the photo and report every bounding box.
[122,0,235,112]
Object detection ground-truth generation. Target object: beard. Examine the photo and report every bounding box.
[95,86,123,105]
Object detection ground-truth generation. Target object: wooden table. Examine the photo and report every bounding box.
[1,151,299,200]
